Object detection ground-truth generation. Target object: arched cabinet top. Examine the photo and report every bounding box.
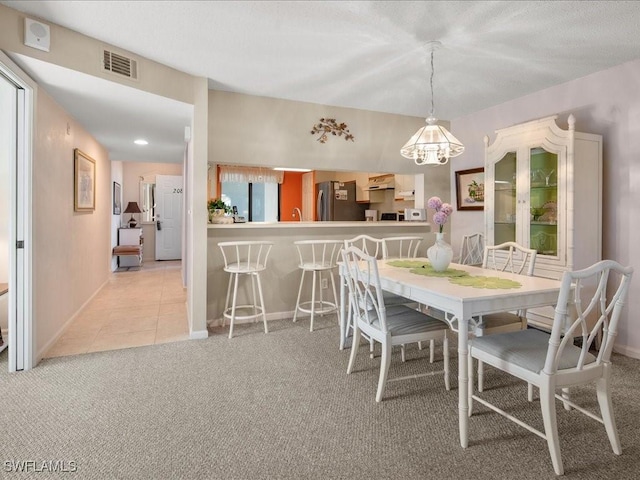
[485,115,575,163]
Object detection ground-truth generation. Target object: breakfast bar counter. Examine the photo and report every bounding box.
[207,221,429,229]
[207,221,432,324]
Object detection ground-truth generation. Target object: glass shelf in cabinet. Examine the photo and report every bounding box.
[536,250,558,256]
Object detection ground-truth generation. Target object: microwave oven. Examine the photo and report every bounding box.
[404,208,427,221]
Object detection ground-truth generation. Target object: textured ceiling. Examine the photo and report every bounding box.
[3,0,640,162]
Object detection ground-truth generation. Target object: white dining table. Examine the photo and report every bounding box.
[338,258,564,448]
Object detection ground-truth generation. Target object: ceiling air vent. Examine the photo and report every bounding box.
[103,49,138,80]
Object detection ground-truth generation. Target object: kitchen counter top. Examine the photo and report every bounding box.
[208,221,430,229]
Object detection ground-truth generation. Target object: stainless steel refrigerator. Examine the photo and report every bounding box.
[316,181,367,221]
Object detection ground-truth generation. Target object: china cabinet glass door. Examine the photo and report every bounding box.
[528,147,558,256]
[493,151,516,245]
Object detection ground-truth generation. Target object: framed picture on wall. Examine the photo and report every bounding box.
[455,167,484,211]
[74,149,96,212]
[113,181,121,215]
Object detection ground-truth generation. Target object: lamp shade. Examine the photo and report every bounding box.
[400,41,465,166]
[123,202,142,214]
[400,117,465,166]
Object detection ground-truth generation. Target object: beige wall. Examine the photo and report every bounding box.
[0,74,10,332]
[0,75,11,285]
[207,90,451,220]
[208,90,447,175]
[0,4,194,105]
[188,77,210,338]
[34,89,111,358]
[121,161,182,262]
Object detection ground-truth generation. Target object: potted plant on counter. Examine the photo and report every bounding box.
[208,198,232,224]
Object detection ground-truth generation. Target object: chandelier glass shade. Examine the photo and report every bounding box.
[400,42,464,166]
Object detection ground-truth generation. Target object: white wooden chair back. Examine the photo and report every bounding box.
[341,245,388,333]
[344,234,385,259]
[218,241,273,273]
[544,260,633,375]
[382,236,422,259]
[483,241,537,276]
[294,239,343,271]
[459,233,484,265]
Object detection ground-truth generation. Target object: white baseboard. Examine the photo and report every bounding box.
[189,329,209,340]
[37,278,110,361]
[613,343,640,359]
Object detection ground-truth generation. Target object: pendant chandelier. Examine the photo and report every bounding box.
[400,41,464,166]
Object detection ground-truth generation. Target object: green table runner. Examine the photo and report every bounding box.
[386,260,522,289]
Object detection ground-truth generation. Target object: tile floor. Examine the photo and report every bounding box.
[45,260,189,358]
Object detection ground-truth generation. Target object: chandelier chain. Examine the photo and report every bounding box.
[429,49,435,117]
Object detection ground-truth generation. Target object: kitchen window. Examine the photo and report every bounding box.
[221,181,279,222]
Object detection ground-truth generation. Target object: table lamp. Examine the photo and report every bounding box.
[124,201,142,228]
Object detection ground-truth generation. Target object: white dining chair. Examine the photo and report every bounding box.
[343,235,427,363]
[344,234,385,259]
[475,242,538,393]
[426,241,537,394]
[382,235,433,361]
[341,235,391,352]
[458,232,484,266]
[468,260,633,475]
[382,235,423,260]
[342,245,450,402]
[476,241,538,336]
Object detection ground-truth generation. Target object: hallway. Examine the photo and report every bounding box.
[45,261,188,358]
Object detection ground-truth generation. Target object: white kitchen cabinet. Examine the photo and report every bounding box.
[354,172,371,203]
[484,114,602,331]
[394,174,416,200]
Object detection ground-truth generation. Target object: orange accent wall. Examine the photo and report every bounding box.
[280,171,303,221]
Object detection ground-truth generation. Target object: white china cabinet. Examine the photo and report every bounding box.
[484,114,602,331]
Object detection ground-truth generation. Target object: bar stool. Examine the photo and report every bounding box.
[292,240,343,332]
[218,241,273,339]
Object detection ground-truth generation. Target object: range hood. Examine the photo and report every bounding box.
[366,174,395,191]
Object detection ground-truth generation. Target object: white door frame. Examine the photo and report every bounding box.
[0,51,34,372]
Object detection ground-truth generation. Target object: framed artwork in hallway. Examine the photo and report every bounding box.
[74,148,96,212]
[113,181,121,215]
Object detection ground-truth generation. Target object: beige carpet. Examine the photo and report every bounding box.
[1,316,639,479]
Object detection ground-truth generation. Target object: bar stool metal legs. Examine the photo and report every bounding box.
[218,241,273,339]
[292,240,342,332]
[223,269,267,339]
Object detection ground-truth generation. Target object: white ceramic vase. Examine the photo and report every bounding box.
[427,232,453,272]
